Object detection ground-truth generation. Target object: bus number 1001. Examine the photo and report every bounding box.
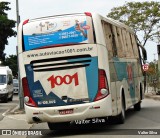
[47,72,79,88]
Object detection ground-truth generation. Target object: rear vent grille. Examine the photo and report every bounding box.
[31,55,92,72]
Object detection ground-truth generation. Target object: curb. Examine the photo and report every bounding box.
[3,105,25,116]
[12,106,25,115]
[145,93,160,101]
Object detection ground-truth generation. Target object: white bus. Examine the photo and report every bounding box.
[18,12,147,129]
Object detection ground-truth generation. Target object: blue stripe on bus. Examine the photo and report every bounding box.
[85,57,98,101]
[113,57,135,103]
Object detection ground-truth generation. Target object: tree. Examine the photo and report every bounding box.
[146,62,157,76]
[3,55,18,77]
[0,2,16,63]
[107,1,160,46]
[145,61,160,93]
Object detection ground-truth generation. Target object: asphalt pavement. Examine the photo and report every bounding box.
[0,88,160,136]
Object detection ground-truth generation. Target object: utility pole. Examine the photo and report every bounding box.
[153,53,156,62]
[16,0,24,109]
[16,0,20,30]
[157,44,160,95]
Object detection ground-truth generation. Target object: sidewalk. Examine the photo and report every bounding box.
[1,105,32,130]
[145,86,160,101]
[0,108,32,138]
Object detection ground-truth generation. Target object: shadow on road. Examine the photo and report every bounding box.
[28,100,160,137]
[34,108,140,137]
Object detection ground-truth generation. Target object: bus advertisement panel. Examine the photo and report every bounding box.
[23,16,90,51]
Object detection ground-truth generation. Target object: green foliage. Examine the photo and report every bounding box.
[0,2,17,62]
[146,62,157,76]
[107,1,160,46]
[145,61,159,89]
[3,55,18,77]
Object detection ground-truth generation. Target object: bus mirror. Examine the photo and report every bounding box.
[138,43,147,61]
[143,50,147,60]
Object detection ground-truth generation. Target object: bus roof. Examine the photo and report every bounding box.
[99,14,134,34]
[23,12,134,34]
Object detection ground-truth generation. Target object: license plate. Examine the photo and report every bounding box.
[59,109,73,115]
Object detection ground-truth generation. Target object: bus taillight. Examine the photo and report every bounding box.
[22,77,37,107]
[94,69,109,101]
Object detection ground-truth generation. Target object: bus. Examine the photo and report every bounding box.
[18,12,147,129]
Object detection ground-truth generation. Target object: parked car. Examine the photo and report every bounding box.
[13,79,19,94]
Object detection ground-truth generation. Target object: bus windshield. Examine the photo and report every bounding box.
[23,15,94,51]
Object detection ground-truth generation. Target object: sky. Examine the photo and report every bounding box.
[1,0,159,62]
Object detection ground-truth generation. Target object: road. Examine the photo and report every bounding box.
[0,95,159,137]
[28,98,160,138]
[0,94,18,121]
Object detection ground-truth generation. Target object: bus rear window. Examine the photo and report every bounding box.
[23,15,94,51]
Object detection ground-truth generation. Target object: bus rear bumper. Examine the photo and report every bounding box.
[25,95,112,124]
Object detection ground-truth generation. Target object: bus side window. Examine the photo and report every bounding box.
[121,29,129,58]
[102,21,114,59]
[110,25,117,57]
[126,31,134,58]
[102,21,118,59]
[130,34,139,58]
[116,27,125,58]
[120,29,136,58]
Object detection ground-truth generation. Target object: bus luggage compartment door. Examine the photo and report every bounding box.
[24,54,98,107]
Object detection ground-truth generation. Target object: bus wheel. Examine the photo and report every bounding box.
[134,101,141,111]
[117,95,125,124]
[134,85,142,111]
[47,122,70,130]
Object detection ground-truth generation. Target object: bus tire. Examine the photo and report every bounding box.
[47,122,70,130]
[117,94,125,124]
[134,101,141,111]
[134,84,142,111]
